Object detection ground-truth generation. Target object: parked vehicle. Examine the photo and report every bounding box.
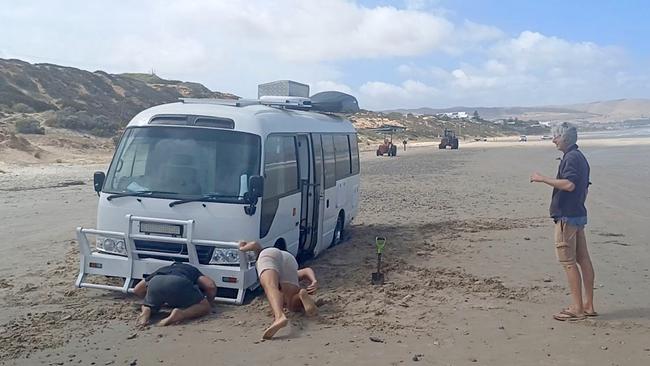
[439,129,459,149]
[75,93,360,304]
[376,137,397,156]
[519,135,528,142]
[541,135,553,140]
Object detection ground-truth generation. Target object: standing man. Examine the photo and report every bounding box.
[530,122,597,321]
[402,139,408,151]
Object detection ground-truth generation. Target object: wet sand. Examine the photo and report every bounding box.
[1,138,650,365]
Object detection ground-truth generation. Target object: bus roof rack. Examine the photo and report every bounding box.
[180,91,360,114]
[180,98,260,107]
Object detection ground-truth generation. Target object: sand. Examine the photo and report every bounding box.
[1,137,650,365]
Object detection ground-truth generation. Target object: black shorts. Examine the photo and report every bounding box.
[143,274,205,312]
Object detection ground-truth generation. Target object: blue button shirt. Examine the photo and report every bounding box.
[550,144,591,219]
[557,216,588,228]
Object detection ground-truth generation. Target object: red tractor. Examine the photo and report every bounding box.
[376,137,398,156]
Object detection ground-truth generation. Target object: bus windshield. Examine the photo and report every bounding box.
[104,126,261,201]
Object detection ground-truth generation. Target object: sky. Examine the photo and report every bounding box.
[1,0,649,110]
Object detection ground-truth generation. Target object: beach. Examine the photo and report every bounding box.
[1,137,649,365]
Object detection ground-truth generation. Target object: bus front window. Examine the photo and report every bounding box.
[104,127,261,200]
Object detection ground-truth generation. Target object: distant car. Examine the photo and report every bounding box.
[541,135,553,140]
[519,135,527,142]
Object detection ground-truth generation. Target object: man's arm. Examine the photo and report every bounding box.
[530,172,575,192]
[197,275,218,305]
[297,267,318,294]
[238,240,263,257]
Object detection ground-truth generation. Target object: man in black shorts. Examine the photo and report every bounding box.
[133,262,217,327]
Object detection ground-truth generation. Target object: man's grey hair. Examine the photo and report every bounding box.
[551,122,578,145]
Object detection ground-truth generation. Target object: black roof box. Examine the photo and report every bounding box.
[310,91,360,113]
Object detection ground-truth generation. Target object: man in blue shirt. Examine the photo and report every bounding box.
[530,122,597,321]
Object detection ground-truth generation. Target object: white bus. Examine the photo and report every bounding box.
[75,96,360,304]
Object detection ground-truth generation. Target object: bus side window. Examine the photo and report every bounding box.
[334,134,351,179]
[264,135,298,198]
[312,134,323,186]
[322,135,336,189]
[349,134,360,175]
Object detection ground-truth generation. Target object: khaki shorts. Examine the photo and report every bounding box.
[256,247,299,287]
[554,221,586,265]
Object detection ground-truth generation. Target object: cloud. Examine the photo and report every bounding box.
[156,0,460,62]
[362,30,641,108]
[2,1,647,108]
[312,81,354,95]
[489,31,622,71]
[359,80,439,109]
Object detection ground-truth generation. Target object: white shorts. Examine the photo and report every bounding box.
[256,248,299,287]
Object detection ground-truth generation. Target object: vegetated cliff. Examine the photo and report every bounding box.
[0,58,237,136]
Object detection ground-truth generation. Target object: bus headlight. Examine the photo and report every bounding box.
[209,249,257,265]
[210,248,240,265]
[96,236,127,256]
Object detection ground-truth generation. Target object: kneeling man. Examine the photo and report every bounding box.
[239,241,318,339]
[133,262,217,326]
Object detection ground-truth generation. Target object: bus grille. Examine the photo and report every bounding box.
[134,240,213,264]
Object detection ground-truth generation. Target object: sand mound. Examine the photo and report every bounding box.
[0,132,39,153]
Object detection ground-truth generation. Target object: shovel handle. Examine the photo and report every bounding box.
[376,252,382,273]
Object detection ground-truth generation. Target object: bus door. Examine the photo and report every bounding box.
[308,134,325,255]
[297,134,319,252]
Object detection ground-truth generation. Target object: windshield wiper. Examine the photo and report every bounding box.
[106,190,176,201]
[169,193,244,207]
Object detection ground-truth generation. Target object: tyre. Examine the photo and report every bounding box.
[376,149,381,156]
[391,145,397,156]
[438,143,445,149]
[330,213,344,247]
[451,139,459,149]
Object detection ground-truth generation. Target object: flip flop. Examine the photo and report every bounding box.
[563,307,599,317]
[553,309,586,321]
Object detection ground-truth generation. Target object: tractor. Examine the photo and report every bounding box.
[376,137,398,156]
[438,129,459,149]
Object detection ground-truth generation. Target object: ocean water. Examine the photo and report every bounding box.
[581,126,650,139]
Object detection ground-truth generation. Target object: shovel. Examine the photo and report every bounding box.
[371,236,386,285]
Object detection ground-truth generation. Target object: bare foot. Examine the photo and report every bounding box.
[136,307,151,328]
[158,308,183,326]
[298,289,318,317]
[262,315,288,340]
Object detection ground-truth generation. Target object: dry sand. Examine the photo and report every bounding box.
[1,137,650,365]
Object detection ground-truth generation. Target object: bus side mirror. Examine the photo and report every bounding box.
[93,171,105,196]
[244,176,263,216]
[248,175,264,198]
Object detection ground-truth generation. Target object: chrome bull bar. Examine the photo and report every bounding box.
[75,214,258,305]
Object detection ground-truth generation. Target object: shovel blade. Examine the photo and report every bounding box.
[371,272,385,285]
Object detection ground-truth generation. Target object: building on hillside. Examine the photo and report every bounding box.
[437,111,469,119]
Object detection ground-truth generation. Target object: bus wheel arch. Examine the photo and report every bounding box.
[331,210,345,246]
